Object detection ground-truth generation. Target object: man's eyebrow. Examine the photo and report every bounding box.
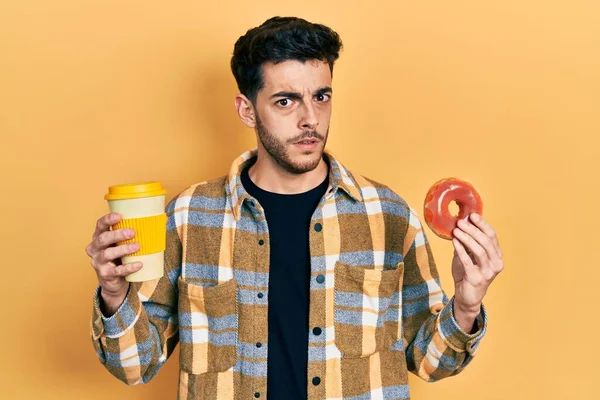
[314,86,333,96]
[269,86,333,100]
[270,91,302,100]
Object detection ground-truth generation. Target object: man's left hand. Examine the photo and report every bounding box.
[450,212,504,332]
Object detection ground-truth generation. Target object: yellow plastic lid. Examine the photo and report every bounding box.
[104,181,167,201]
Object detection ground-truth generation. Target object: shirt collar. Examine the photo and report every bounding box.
[226,148,364,221]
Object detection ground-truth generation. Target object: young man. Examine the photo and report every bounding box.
[86,16,504,399]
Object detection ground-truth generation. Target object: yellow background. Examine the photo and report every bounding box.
[1,1,598,399]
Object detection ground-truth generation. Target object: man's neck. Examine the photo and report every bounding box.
[248,151,328,195]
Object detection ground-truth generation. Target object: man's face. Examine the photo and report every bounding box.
[253,59,333,174]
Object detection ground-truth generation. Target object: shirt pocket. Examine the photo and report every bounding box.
[333,261,404,358]
[177,277,238,375]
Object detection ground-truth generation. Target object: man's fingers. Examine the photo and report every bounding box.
[91,228,135,253]
[94,261,142,279]
[453,238,474,269]
[452,227,490,268]
[469,213,502,258]
[114,262,143,277]
[453,237,496,282]
[457,218,501,261]
[92,213,121,241]
[95,261,117,280]
[101,242,140,264]
[85,244,94,258]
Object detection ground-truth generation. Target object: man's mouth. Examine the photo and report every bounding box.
[295,139,319,145]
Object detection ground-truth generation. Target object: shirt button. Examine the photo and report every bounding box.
[257,292,264,299]
[312,327,322,336]
[314,223,322,232]
[254,392,260,398]
[256,342,262,348]
[248,200,255,207]
[316,274,325,284]
[312,376,321,386]
[258,239,265,246]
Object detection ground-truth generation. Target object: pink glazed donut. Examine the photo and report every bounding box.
[423,177,483,240]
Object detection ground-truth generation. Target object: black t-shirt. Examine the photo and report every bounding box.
[241,165,329,400]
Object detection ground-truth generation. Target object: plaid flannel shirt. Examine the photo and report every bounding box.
[91,148,488,399]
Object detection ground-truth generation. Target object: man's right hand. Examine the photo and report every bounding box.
[85,212,143,317]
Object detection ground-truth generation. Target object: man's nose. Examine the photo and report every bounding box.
[299,102,319,130]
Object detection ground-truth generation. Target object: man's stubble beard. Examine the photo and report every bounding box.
[255,114,329,174]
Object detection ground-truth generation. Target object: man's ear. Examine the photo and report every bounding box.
[235,94,256,128]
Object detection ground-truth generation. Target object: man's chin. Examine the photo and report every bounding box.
[286,154,324,174]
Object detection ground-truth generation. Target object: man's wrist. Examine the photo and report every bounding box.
[99,285,129,318]
[453,300,481,334]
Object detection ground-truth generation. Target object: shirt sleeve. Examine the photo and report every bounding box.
[90,197,182,385]
[401,207,488,382]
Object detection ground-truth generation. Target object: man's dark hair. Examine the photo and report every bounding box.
[230,16,343,103]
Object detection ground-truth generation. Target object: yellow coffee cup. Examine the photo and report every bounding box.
[104,182,167,282]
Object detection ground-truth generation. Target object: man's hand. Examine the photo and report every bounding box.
[450,213,504,332]
[85,212,143,317]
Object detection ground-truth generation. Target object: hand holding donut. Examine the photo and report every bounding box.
[424,178,504,333]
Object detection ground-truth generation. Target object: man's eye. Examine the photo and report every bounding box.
[316,94,331,102]
[277,99,291,107]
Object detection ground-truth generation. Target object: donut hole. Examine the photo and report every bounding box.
[449,200,460,217]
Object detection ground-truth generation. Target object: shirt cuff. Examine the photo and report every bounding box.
[91,284,141,340]
[437,296,488,356]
